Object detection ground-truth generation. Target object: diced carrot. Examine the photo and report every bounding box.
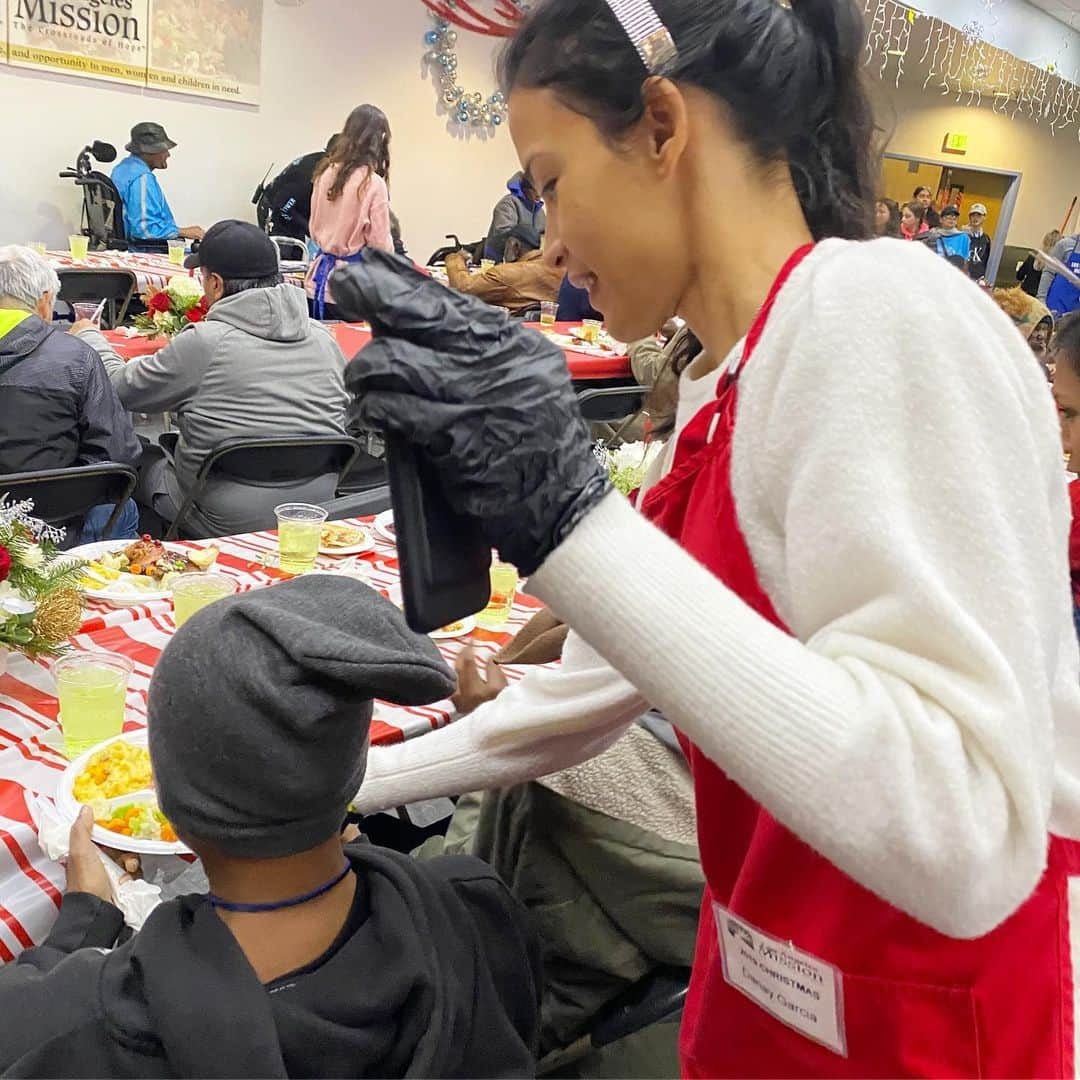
[161,825,177,843]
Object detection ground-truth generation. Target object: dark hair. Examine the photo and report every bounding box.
[314,104,391,202]
[902,201,927,226]
[221,272,283,298]
[497,0,877,241]
[876,197,901,238]
[913,185,932,200]
[1054,311,1080,378]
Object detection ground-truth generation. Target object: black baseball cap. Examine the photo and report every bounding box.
[941,205,961,218]
[184,220,279,278]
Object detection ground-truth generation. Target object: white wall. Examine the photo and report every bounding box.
[0,0,522,261]
[914,0,1080,81]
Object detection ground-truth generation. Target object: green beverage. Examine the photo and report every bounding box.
[172,572,237,627]
[475,561,519,630]
[275,503,328,575]
[68,234,90,262]
[55,653,133,759]
[167,239,186,265]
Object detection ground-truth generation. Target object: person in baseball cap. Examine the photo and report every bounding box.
[966,203,993,282]
[112,122,204,244]
[92,213,353,537]
[0,577,542,1076]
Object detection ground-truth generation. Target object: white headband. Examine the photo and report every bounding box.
[602,0,679,75]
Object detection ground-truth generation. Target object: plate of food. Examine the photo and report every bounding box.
[428,615,476,640]
[373,510,396,544]
[318,522,374,557]
[55,731,188,855]
[68,537,221,606]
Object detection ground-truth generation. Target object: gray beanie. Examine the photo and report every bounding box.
[148,576,454,859]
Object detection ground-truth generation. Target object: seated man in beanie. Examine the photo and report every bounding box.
[445,226,562,315]
[0,577,542,1078]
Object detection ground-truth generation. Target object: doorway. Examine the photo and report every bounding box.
[881,153,1021,284]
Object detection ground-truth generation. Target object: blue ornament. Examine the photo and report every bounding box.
[492,112,503,125]
[424,29,440,45]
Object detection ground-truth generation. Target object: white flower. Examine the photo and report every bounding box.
[611,441,663,471]
[165,274,203,306]
[20,544,44,569]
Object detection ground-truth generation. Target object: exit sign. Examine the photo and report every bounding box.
[943,132,969,154]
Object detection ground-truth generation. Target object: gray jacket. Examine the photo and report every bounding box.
[1038,234,1079,301]
[86,284,349,535]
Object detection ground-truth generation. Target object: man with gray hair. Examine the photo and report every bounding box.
[0,245,141,541]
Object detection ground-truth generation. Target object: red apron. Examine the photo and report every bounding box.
[640,245,1080,1077]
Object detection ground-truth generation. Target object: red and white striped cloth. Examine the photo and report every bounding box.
[0,519,542,957]
[47,249,192,294]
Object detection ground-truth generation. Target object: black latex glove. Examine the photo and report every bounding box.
[334,250,611,575]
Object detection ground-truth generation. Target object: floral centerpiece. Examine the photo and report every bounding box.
[133,274,208,339]
[594,441,665,496]
[0,499,86,664]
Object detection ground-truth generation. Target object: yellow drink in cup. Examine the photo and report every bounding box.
[172,572,237,627]
[55,653,133,759]
[480,259,496,272]
[540,301,557,328]
[581,318,602,344]
[476,561,518,630]
[167,239,186,265]
[275,503,328,574]
[68,234,90,262]
[28,241,47,256]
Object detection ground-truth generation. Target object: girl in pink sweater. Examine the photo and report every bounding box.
[306,104,393,318]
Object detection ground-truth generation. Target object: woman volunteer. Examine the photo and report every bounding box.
[339,0,1080,1074]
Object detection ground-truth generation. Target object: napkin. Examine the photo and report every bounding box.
[27,794,163,931]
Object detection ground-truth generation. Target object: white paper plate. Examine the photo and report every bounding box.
[429,615,476,640]
[56,730,189,856]
[66,540,172,606]
[373,510,396,544]
[318,523,374,557]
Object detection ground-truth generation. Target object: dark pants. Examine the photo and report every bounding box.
[78,499,140,543]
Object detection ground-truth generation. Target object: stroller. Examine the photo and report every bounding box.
[59,141,128,252]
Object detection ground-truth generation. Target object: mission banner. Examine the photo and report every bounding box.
[147,0,261,104]
[7,0,149,84]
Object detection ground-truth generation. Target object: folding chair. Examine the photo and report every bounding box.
[537,965,691,1076]
[57,269,138,330]
[271,235,308,265]
[164,435,362,541]
[576,384,650,448]
[319,485,392,520]
[0,463,138,546]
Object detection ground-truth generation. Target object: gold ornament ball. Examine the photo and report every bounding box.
[32,589,84,645]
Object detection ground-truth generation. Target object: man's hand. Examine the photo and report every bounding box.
[179,226,204,241]
[444,250,467,270]
[64,807,112,901]
[68,319,99,336]
[64,807,140,902]
[451,646,508,717]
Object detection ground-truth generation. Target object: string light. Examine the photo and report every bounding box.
[862,0,1080,141]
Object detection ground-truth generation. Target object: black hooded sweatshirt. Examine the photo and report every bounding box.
[0,845,542,1077]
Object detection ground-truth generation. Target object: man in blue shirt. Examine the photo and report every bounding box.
[111,123,204,244]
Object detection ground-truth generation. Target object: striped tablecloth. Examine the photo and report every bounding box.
[48,249,191,294]
[0,519,542,956]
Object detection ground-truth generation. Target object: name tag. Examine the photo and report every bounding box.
[714,903,847,1057]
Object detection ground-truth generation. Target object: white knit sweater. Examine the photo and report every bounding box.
[357,238,1080,939]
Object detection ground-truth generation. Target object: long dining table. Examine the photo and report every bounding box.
[0,518,544,956]
[102,320,633,383]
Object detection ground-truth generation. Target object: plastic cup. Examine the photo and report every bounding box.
[167,239,186,266]
[27,241,47,256]
[475,561,518,630]
[581,318,602,344]
[55,652,133,759]
[68,234,90,262]
[172,572,238,627]
[540,301,557,327]
[71,302,100,324]
[480,259,496,272]
[275,503,329,574]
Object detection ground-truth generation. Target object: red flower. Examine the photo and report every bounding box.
[185,306,205,324]
[147,291,172,314]
[0,544,10,584]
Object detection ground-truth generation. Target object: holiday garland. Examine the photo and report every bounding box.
[422,15,509,130]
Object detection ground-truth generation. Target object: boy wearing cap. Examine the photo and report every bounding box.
[965,204,992,282]
[0,577,542,1077]
[78,219,351,537]
[922,205,973,273]
[111,123,205,245]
